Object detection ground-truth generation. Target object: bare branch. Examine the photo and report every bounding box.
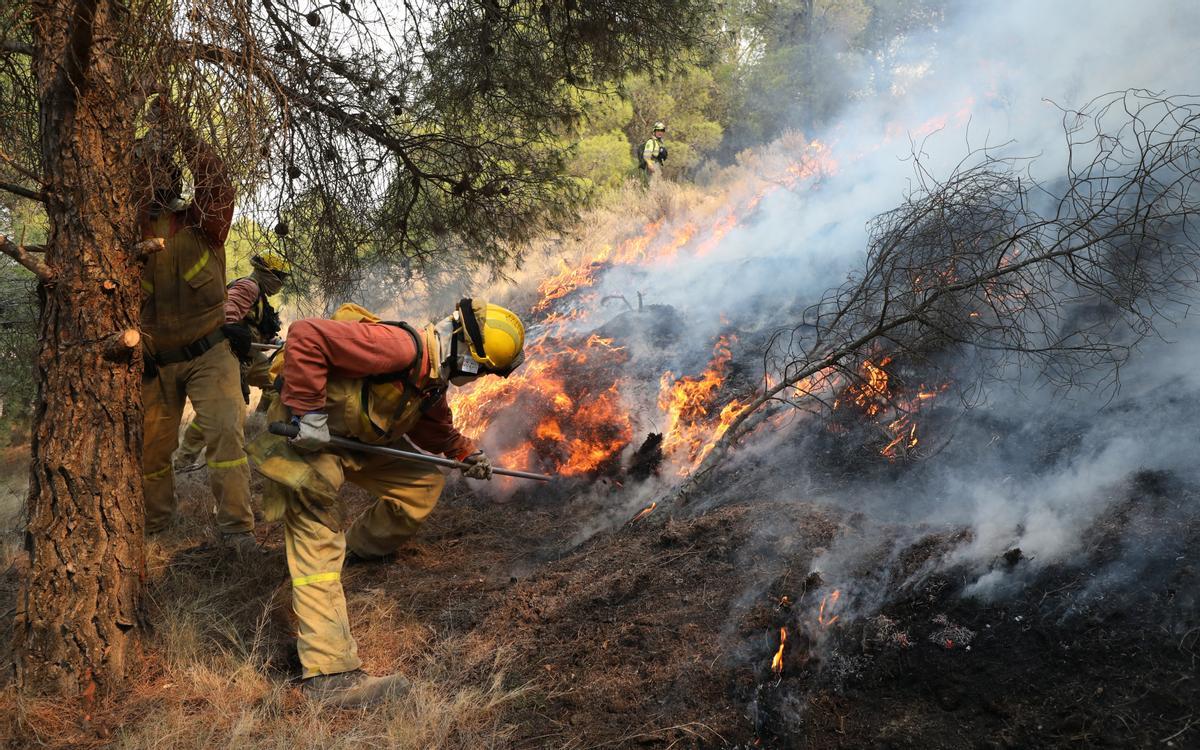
[101,329,141,362]
[0,39,33,56]
[0,180,48,203]
[0,235,53,282]
[665,90,1200,505]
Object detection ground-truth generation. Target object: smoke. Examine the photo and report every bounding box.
[663,4,1194,579]
[436,0,1200,603]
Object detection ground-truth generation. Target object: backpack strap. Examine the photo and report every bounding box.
[358,321,430,435]
[456,298,486,358]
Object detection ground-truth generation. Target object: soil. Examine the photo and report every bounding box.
[2,444,1197,748]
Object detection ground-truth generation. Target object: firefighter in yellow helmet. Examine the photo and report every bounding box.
[175,252,290,470]
[247,298,524,707]
[137,95,255,547]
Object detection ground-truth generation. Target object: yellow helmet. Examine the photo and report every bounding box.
[456,298,525,375]
[251,252,291,277]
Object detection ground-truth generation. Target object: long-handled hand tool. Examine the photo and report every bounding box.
[268,422,552,482]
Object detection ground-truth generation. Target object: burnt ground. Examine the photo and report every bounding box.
[1,444,1197,748]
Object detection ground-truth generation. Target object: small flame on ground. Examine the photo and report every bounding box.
[833,357,950,459]
[771,627,787,675]
[629,501,657,523]
[817,590,842,628]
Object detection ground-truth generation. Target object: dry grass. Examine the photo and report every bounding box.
[0,460,531,750]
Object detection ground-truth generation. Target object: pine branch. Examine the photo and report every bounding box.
[0,180,48,204]
[0,235,53,282]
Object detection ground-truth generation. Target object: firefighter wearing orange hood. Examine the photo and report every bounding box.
[247,299,524,707]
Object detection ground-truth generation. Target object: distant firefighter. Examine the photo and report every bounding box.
[639,121,669,181]
[248,298,525,707]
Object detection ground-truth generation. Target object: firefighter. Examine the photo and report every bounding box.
[246,299,524,707]
[175,252,289,469]
[137,97,254,546]
[640,121,668,181]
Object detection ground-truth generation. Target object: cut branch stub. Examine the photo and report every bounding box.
[134,237,166,258]
[102,329,141,362]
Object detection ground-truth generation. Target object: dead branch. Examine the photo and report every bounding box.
[0,40,34,56]
[666,91,1200,504]
[0,235,52,282]
[0,180,47,203]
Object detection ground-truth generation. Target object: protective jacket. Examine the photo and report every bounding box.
[278,309,475,459]
[226,277,283,341]
[641,135,665,168]
[139,156,235,356]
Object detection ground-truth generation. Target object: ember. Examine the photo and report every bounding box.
[831,357,949,459]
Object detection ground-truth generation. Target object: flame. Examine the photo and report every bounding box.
[817,590,841,628]
[630,501,657,523]
[771,627,787,674]
[658,335,746,471]
[447,141,842,477]
[450,336,633,476]
[832,357,949,459]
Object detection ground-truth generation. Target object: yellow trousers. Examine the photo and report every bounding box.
[177,350,273,462]
[143,342,253,533]
[274,448,445,677]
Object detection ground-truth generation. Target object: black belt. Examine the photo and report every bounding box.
[154,328,226,366]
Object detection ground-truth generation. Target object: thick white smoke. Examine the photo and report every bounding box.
[528,0,1200,592]
[686,0,1200,607]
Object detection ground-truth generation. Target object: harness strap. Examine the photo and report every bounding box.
[457,298,486,357]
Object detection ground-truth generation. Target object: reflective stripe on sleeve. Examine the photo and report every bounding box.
[292,571,341,587]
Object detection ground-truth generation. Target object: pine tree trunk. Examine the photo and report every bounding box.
[14,0,145,698]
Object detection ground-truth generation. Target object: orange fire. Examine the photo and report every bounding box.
[630,501,657,523]
[771,627,787,674]
[449,141,842,477]
[450,333,634,476]
[817,590,841,628]
[658,335,747,471]
[832,357,948,459]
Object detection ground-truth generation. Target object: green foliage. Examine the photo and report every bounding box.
[624,66,725,178]
[714,0,949,153]
[0,196,44,444]
[568,131,636,196]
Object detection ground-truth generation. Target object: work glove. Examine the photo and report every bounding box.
[461,450,493,480]
[221,323,253,362]
[290,413,331,453]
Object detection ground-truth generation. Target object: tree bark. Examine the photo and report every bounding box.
[14,0,144,698]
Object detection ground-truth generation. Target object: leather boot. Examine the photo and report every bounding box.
[301,669,410,708]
